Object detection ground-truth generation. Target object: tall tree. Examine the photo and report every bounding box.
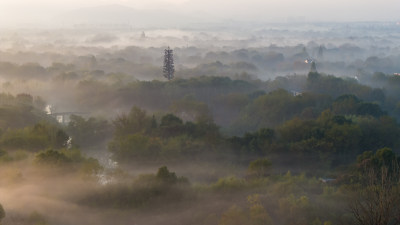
[350,149,400,225]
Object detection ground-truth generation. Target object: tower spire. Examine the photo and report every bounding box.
[163,46,175,81]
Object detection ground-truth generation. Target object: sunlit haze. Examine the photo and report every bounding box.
[0,0,400,223]
[0,0,399,28]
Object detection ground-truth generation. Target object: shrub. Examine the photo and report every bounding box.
[211,176,246,192]
[248,158,272,178]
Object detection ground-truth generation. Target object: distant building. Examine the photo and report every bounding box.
[291,90,302,96]
[163,47,175,81]
[50,112,88,124]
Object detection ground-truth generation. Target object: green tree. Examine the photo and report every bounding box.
[108,134,161,160]
[113,106,152,136]
[16,93,33,105]
[0,122,69,151]
[248,158,272,178]
[219,205,248,225]
[248,194,272,225]
[278,195,312,225]
[35,149,72,166]
[350,164,400,225]
[356,102,385,117]
[156,166,178,184]
[331,94,360,115]
[67,115,112,147]
[357,147,399,174]
[169,96,212,122]
[159,114,184,137]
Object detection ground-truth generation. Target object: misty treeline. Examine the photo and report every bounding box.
[1,43,400,79]
[1,26,400,224]
[0,69,400,224]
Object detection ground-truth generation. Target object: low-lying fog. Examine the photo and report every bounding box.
[0,16,399,225]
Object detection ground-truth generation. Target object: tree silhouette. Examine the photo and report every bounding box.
[318,45,324,59]
[310,61,317,73]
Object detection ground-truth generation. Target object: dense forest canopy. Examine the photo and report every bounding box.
[0,22,400,225]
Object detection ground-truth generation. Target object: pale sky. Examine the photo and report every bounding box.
[0,0,399,27]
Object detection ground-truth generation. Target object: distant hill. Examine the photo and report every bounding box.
[54,4,213,28]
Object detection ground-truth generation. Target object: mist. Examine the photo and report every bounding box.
[1,0,399,28]
[0,0,399,225]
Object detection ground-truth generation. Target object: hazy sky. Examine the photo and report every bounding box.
[0,0,399,27]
